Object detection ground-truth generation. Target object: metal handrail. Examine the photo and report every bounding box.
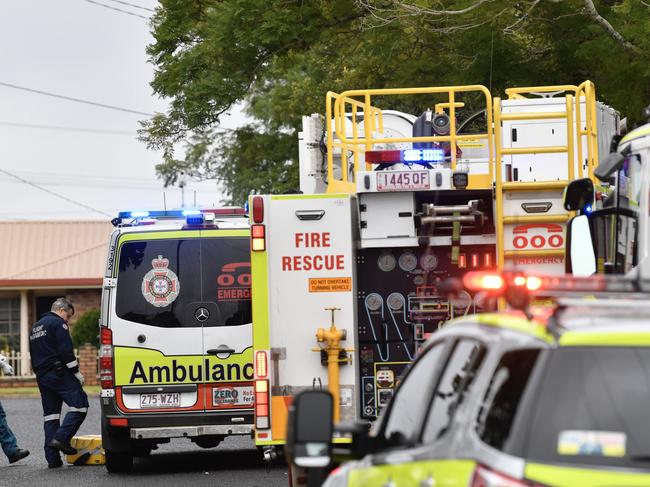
[325,85,494,193]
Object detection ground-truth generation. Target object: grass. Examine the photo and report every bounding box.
[0,385,101,397]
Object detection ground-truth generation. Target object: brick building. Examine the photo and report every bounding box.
[0,220,113,375]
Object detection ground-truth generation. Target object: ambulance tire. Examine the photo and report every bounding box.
[133,446,153,457]
[105,449,134,473]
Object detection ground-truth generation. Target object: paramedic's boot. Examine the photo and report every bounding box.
[48,439,77,455]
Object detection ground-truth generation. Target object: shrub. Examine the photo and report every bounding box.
[71,309,100,348]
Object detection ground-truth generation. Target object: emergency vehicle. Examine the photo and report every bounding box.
[565,111,650,278]
[99,208,253,472]
[287,271,650,487]
[250,82,620,464]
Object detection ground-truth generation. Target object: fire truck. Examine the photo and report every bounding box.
[249,82,620,462]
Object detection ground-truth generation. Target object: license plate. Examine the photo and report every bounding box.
[376,171,430,191]
[212,386,254,408]
[139,393,180,408]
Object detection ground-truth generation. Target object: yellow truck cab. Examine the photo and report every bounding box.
[99,209,253,472]
[287,272,650,486]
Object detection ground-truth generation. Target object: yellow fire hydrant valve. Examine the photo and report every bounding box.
[313,307,354,423]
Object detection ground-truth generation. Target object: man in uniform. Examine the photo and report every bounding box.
[0,354,29,465]
[29,298,89,468]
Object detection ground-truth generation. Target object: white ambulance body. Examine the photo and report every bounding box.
[99,209,253,472]
[252,83,620,457]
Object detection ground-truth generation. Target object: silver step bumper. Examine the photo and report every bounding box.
[130,424,253,440]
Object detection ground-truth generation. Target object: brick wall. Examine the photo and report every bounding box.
[78,344,99,386]
[65,289,101,327]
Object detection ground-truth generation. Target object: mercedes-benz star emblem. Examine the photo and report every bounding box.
[195,307,210,322]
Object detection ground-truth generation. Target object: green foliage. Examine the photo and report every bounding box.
[71,309,100,348]
[143,0,650,203]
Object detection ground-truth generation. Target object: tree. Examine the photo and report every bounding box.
[142,1,650,204]
[71,309,100,348]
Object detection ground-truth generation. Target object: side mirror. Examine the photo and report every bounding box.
[286,390,333,469]
[594,145,631,182]
[566,215,596,276]
[563,178,594,211]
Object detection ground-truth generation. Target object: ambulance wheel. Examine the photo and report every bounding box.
[105,449,134,473]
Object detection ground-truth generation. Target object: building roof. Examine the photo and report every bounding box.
[0,220,113,288]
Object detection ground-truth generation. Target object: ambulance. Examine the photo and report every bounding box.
[249,82,620,468]
[99,208,253,472]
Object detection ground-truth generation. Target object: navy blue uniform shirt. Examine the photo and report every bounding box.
[29,312,79,374]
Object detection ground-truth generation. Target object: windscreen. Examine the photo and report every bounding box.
[115,236,251,328]
[526,347,650,468]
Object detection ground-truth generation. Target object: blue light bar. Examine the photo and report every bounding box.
[129,211,150,218]
[402,148,445,163]
[182,209,201,216]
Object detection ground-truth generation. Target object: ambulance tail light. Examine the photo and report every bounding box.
[255,379,270,429]
[251,224,266,252]
[255,351,268,379]
[470,464,547,487]
[99,327,114,389]
[252,196,264,224]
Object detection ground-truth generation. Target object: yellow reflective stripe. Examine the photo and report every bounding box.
[251,245,270,350]
[450,314,554,343]
[254,438,285,446]
[348,459,475,486]
[525,462,650,486]
[620,124,650,145]
[270,193,349,200]
[332,437,353,444]
[560,331,650,347]
[113,346,253,386]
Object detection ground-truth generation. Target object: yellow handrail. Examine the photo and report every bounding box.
[325,85,494,193]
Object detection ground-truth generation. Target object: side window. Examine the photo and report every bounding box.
[475,349,540,451]
[422,339,485,443]
[382,343,446,446]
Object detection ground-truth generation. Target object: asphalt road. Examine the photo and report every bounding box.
[0,395,288,486]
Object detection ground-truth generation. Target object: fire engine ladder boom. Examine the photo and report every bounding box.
[493,82,599,271]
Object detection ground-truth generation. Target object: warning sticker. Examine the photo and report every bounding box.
[308,277,352,293]
[457,138,485,149]
[558,430,626,457]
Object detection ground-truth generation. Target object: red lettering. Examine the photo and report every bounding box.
[312,255,322,270]
[322,233,330,247]
[513,236,528,249]
[282,256,292,270]
[530,235,545,248]
[295,233,304,248]
[217,274,235,286]
[303,255,312,271]
[293,256,302,271]
[336,255,344,269]
[548,234,564,248]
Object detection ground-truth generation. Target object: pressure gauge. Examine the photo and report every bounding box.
[398,251,418,272]
[420,253,438,271]
[365,293,383,311]
[377,253,396,272]
[387,292,404,311]
[451,290,472,310]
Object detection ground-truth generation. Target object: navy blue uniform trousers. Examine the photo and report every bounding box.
[37,369,89,465]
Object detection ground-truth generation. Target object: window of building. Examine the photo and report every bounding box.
[0,297,20,350]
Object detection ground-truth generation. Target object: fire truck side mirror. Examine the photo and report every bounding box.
[564,178,594,212]
[566,215,596,276]
[286,390,333,469]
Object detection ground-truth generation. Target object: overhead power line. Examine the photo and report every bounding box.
[0,168,112,218]
[81,0,149,19]
[0,121,137,136]
[0,81,155,117]
[106,0,154,12]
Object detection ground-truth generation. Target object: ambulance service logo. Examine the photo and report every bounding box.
[142,255,180,307]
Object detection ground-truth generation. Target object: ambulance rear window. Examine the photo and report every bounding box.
[115,236,251,328]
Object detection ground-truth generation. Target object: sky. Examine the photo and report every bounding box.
[0,0,244,221]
